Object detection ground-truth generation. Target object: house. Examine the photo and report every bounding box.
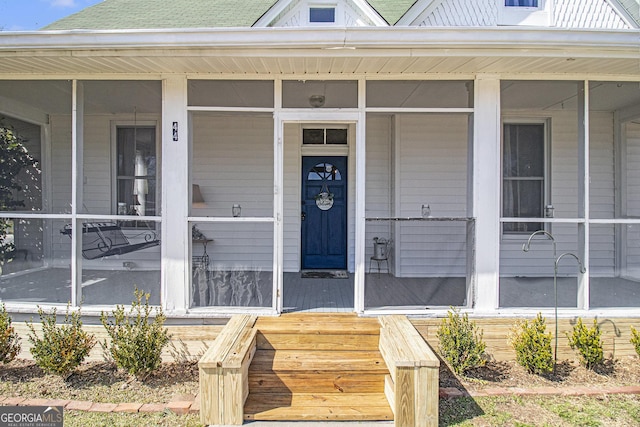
[0,0,639,319]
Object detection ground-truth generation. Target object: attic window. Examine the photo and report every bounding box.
[505,0,538,6]
[310,7,335,23]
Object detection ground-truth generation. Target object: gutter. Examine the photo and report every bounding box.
[0,27,638,58]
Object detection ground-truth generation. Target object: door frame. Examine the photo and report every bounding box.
[275,111,364,313]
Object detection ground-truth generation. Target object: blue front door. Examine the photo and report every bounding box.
[301,156,347,269]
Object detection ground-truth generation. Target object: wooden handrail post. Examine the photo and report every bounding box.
[199,314,257,425]
[379,315,439,427]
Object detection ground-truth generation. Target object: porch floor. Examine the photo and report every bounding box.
[0,267,638,310]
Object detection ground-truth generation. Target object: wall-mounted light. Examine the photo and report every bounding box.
[232,204,241,217]
[309,94,325,108]
[545,204,555,218]
[192,184,206,208]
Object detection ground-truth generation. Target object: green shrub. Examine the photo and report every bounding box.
[631,326,640,357]
[100,288,171,380]
[437,307,487,375]
[0,303,20,364]
[566,318,604,369]
[26,305,95,378]
[509,313,554,375]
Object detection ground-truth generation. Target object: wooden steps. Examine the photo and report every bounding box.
[244,313,394,421]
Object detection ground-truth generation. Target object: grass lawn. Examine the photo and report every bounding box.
[440,394,640,426]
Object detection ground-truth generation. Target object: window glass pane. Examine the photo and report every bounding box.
[310,7,335,22]
[308,163,342,181]
[326,129,347,144]
[303,128,348,145]
[503,180,543,232]
[303,129,324,144]
[117,127,156,216]
[505,0,538,6]
[503,122,545,233]
[503,124,544,177]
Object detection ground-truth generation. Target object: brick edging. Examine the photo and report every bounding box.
[2,386,640,415]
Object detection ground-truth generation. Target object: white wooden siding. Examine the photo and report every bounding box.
[555,0,630,29]
[50,114,73,266]
[587,112,615,276]
[191,113,274,270]
[416,0,495,27]
[624,122,640,277]
[365,115,393,270]
[82,116,112,215]
[414,0,631,29]
[395,114,469,277]
[283,123,301,272]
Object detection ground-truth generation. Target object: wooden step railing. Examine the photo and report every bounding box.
[199,313,440,426]
[198,315,257,426]
[379,315,440,427]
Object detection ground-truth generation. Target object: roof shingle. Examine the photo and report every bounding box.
[43,0,279,30]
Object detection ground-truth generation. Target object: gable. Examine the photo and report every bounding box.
[402,0,635,28]
[255,0,388,27]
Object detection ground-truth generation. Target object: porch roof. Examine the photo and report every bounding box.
[0,27,638,78]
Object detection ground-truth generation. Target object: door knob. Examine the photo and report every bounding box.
[301,212,306,221]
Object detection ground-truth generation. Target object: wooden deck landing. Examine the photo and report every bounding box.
[244,313,394,422]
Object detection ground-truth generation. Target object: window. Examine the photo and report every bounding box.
[503,123,546,233]
[308,162,342,181]
[499,0,548,25]
[116,126,156,216]
[309,7,335,23]
[505,0,538,6]
[303,128,347,145]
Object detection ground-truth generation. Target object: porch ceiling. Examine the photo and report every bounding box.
[0,27,638,78]
[2,54,639,77]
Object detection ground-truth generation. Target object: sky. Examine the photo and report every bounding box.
[0,0,103,31]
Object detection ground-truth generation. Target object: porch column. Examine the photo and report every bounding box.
[473,76,501,312]
[577,81,589,309]
[71,81,84,307]
[161,76,189,313]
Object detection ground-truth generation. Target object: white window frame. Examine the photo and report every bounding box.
[111,120,160,217]
[501,118,551,238]
[498,0,552,26]
[307,2,341,25]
